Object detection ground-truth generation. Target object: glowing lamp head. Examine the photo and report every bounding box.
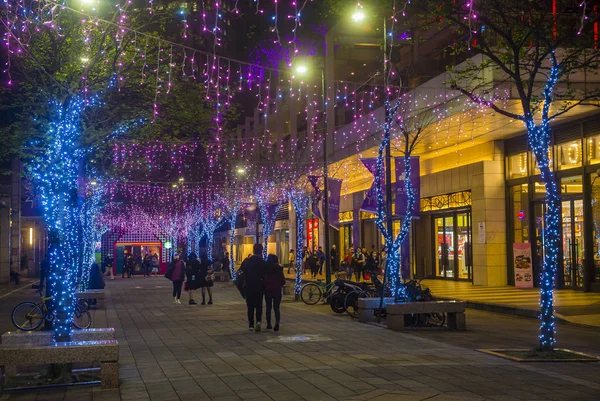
[236,167,247,174]
[80,57,89,63]
[165,241,172,250]
[295,65,308,75]
[352,10,365,23]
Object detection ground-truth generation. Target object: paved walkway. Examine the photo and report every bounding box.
[421,280,600,327]
[1,277,600,401]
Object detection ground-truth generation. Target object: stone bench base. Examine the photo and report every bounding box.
[1,328,116,377]
[387,301,467,331]
[213,272,230,282]
[76,290,106,309]
[0,339,119,393]
[358,297,395,323]
[283,285,293,296]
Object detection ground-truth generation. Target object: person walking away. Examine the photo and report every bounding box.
[143,253,151,277]
[331,245,339,273]
[240,243,267,332]
[198,254,215,305]
[122,253,129,278]
[166,253,185,304]
[224,251,231,278]
[89,262,105,290]
[316,246,325,276]
[287,249,296,274]
[124,254,134,278]
[353,248,364,282]
[301,246,309,275]
[361,247,369,280]
[344,248,353,281]
[186,253,201,305]
[39,256,49,293]
[150,253,160,276]
[264,254,285,331]
[308,250,319,279]
[365,251,378,282]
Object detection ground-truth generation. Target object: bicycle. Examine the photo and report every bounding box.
[402,279,445,327]
[344,276,385,319]
[11,291,92,331]
[300,279,337,305]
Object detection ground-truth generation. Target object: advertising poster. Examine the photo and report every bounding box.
[328,178,342,229]
[395,157,420,216]
[513,243,533,288]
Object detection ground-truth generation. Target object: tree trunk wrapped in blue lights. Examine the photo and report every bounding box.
[288,188,311,295]
[30,97,89,342]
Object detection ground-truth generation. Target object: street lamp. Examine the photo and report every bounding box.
[236,167,246,175]
[291,63,333,285]
[351,9,394,318]
[352,10,365,23]
[295,64,308,75]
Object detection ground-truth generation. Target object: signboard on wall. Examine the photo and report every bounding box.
[513,243,533,288]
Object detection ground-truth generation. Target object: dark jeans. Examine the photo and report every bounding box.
[318,262,324,275]
[265,292,282,327]
[172,281,183,299]
[246,290,264,327]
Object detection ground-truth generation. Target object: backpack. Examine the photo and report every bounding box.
[234,269,246,299]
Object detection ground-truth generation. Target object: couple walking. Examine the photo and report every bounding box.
[239,243,285,332]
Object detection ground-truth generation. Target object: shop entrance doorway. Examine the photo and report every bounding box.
[433,210,472,281]
[532,198,584,290]
[562,199,585,289]
[115,242,162,276]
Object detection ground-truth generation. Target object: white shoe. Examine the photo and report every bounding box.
[176,299,181,305]
[255,322,261,332]
[174,297,178,304]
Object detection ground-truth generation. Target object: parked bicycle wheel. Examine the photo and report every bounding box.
[301,283,322,305]
[72,307,92,329]
[344,290,361,318]
[427,313,445,327]
[77,299,90,312]
[12,302,44,331]
[329,293,346,314]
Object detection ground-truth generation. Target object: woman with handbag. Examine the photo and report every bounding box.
[198,254,215,305]
[165,253,186,304]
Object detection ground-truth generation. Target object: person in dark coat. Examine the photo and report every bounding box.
[186,253,201,305]
[89,262,105,290]
[240,243,267,332]
[198,254,214,305]
[264,254,285,331]
[166,253,186,304]
[331,245,339,272]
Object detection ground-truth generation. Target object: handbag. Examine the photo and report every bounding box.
[164,268,173,280]
[206,271,215,283]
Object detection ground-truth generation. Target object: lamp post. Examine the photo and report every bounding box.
[294,64,332,285]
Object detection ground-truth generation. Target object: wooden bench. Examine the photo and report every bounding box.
[76,289,106,309]
[387,301,466,331]
[0,339,119,393]
[357,297,395,323]
[213,271,230,282]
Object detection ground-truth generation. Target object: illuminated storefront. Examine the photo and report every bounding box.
[506,117,600,292]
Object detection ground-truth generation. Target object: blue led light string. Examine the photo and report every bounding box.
[288,187,311,295]
[527,56,561,351]
[254,182,283,260]
[373,99,402,298]
[29,96,89,341]
[222,197,241,280]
